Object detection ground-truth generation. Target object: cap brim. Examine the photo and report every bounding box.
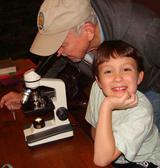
[30,30,68,56]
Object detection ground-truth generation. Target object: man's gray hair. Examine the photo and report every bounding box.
[72,9,97,33]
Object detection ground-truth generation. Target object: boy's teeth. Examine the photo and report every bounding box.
[113,87,126,90]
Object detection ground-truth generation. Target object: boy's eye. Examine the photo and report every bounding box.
[124,68,132,71]
[104,70,111,74]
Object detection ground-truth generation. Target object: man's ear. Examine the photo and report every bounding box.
[137,71,144,85]
[95,76,102,89]
[82,22,95,41]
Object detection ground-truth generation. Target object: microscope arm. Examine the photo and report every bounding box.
[39,78,67,110]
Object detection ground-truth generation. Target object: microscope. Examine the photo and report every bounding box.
[22,55,73,147]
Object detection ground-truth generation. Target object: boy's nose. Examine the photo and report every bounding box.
[114,73,123,82]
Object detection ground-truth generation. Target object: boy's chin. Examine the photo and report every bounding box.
[111,91,127,98]
[115,94,124,98]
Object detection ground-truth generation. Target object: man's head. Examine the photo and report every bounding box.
[93,40,144,97]
[30,0,98,61]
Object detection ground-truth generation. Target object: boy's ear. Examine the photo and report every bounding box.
[137,71,144,85]
[82,22,95,41]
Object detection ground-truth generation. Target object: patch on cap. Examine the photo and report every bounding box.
[38,12,44,30]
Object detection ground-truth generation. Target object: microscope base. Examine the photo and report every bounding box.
[24,121,73,147]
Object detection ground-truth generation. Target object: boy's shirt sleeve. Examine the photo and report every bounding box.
[85,81,104,128]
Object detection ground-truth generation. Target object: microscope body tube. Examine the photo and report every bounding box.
[22,54,58,104]
[22,70,41,104]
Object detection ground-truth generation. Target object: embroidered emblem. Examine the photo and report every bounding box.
[38,12,44,30]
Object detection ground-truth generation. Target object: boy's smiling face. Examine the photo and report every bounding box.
[96,56,144,98]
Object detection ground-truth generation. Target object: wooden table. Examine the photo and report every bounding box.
[0,89,112,168]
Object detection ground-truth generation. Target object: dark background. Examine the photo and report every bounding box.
[0,0,159,61]
[0,0,43,61]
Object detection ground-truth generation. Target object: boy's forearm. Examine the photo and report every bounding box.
[94,107,118,166]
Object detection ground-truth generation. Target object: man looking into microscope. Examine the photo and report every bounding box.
[0,0,160,131]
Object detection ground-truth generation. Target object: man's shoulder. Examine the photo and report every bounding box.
[91,0,132,12]
[91,0,132,40]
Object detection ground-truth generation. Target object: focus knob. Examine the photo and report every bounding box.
[33,117,45,129]
[56,107,68,121]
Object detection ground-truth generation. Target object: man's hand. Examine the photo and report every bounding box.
[0,92,23,110]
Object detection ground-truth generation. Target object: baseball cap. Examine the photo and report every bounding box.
[30,0,93,56]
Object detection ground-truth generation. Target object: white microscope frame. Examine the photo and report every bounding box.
[23,69,73,146]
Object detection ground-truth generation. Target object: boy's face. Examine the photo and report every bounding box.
[96,57,144,98]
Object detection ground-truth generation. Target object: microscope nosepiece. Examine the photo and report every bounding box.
[21,89,32,104]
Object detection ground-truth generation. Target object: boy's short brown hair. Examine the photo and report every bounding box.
[93,40,144,77]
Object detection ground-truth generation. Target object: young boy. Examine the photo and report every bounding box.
[85,41,160,167]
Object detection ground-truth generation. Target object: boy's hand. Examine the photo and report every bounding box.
[101,92,138,111]
[0,92,23,110]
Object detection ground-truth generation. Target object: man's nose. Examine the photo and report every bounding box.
[57,48,63,56]
[57,48,68,57]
